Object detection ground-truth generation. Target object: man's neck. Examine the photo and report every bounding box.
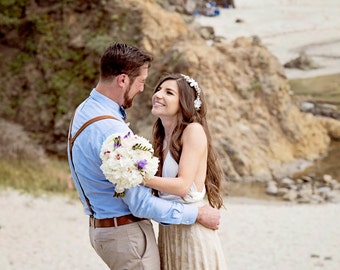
[95,81,123,105]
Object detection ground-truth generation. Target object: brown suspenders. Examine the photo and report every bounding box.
[68,114,118,216]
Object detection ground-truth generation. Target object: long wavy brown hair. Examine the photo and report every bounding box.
[152,74,224,209]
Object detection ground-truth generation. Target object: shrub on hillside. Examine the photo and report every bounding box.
[0,119,46,162]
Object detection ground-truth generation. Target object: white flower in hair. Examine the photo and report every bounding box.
[181,74,202,111]
[194,97,202,110]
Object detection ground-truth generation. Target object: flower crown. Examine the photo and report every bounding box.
[181,74,202,111]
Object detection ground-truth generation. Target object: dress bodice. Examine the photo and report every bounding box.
[159,151,206,204]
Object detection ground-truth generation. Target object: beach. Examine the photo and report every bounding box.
[1,1,340,269]
[195,0,340,79]
[1,190,340,270]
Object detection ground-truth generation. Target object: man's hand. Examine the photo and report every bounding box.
[196,204,220,230]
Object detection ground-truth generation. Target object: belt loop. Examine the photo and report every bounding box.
[113,217,118,227]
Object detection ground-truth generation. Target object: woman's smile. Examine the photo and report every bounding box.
[151,79,180,117]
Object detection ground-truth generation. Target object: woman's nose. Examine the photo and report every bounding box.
[153,90,163,99]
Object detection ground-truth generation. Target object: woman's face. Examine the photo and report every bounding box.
[151,79,180,118]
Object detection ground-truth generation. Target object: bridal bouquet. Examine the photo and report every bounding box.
[100,132,159,197]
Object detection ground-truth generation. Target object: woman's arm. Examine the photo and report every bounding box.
[145,123,207,197]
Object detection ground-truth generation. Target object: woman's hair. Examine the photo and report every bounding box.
[152,73,224,209]
[100,42,153,82]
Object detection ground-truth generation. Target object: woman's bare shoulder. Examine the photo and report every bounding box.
[182,122,206,143]
[184,122,204,133]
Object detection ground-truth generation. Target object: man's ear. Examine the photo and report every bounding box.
[116,74,129,87]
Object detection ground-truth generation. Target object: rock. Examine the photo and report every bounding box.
[284,51,320,70]
[301,175,313,182]
[297,189,313,203]
[310,194,324,204]
[330,181,340,190]
[318,186,332,198]
[198,26,215,40]
[300,102,340,120]
[300,102,315,112]
[251,35,262,46]
[277,187,289,196]
[266,181,278,195]
[282,190,298,201]
[280,177,295,188]
[317,117,340,139]
[327,192,340,203]
[323,174,333,183]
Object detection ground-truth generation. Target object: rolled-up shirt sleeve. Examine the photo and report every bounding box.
[123,185,197,225]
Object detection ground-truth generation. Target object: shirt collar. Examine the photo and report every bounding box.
[90,89,126,120]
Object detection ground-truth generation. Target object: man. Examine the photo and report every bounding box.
[67,42,220,270]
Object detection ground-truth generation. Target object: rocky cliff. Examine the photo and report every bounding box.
[1,0,339,183]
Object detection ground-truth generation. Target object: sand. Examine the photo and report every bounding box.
[1,1,340,269]
[1,190,339,270]
[195,0,340,79]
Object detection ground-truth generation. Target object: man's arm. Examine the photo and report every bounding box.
[123,185,220,230]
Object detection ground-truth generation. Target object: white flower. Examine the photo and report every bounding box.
[181,74,202,111]
[194,98,202,110]
[100,132,159,197]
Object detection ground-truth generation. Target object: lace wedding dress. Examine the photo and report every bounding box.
[158,151,227,270]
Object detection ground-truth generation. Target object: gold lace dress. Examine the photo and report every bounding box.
[158,152,227,270]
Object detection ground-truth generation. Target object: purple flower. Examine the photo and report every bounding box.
[113,136,122,148]
[136,159,147,170]
[124,132,131,139]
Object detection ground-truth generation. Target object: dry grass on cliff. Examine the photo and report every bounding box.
[0,119,46,162]
[0,119,73,196]
[0,158,72,195]
[289,73,340,109]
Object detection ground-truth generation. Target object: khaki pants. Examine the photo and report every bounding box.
[89,220,160,270]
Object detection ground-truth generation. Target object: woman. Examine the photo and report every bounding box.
[145,73,227,269]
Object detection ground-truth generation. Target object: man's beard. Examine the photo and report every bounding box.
[122,84,134,109]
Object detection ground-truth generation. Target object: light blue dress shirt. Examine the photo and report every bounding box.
[68,89,197,225]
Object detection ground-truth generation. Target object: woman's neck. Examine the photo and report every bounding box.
[162,120,176,138]
[160,117,177,146]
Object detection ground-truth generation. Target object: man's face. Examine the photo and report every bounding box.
[123,64,149,108]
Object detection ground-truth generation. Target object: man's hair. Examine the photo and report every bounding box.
[100,42,153,82]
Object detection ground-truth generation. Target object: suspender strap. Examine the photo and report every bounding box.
[69,115,117,149]
[68,113,118,216]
